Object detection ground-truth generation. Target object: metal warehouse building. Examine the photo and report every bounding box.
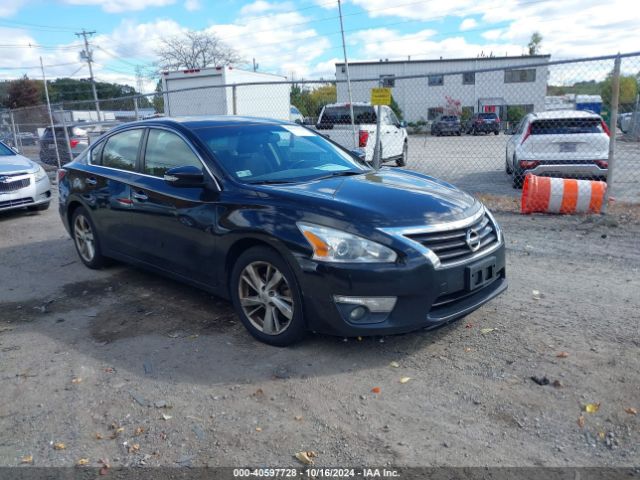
[335,55,550,123]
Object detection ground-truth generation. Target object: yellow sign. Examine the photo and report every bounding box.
[370,88,391,106]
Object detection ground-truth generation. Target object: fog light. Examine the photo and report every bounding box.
[349,306,368,321]
[333,296,397,313]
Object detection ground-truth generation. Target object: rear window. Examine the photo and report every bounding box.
[441,116,459,121]
[531,118,604,135]
[42,126,86,138]
[319,106,377,125]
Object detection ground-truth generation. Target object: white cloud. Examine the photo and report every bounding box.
[481,29,503,40]
[239,0,293,16]
[0,0,28,17]
[184,0,200,11]
[459,18,477,31]
[347,0,640,60]
[62,0,175,13]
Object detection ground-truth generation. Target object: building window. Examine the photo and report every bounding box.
[504,69,536,83]
[428,75,444,86]
[427,107,444,120]
[462,72,475,85]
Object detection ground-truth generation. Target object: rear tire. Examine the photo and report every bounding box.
[494,130,500,135]
[230,246,306,347]
[505,150,513,174]
[512,156,524,189]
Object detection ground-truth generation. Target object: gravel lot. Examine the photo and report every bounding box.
[0,188,639,470]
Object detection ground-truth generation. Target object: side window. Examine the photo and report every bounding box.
[387,108,399,126]
[144,129,202,177]
[517,118,528,134]
[90,141,105,165]
[102,129,142,171]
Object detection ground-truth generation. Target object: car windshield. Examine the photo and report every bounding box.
[479,113,498,119]
[531,118,604,135]
[319,106,377,125]
[0,142,15,155]
[193,123,371,184]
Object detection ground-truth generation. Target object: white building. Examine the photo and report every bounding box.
[335,55,551,123]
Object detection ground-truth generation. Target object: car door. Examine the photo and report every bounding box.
[127,127,220,285]
[381,106,403,158]
[81,128,145,255]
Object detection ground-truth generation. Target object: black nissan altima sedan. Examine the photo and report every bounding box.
[58,116,506,346]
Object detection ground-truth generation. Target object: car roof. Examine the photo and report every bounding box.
[531,110,602,120]
[113,115,295,131]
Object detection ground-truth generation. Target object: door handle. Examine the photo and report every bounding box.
[132,191,148,201]
[86,177,97,185]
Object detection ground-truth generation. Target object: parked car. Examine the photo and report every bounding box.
[312,102,408,166]
[505,110,610,188]
[465,112,501,135]
[0,141,51,213]
[17,132,38,146]
[289,105,304,124]
[431,115,462,136]
[39,125,89,165]
[58,116,506,346]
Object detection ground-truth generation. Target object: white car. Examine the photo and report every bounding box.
[505,110,610,188]
[312,102,408,166]
[0,141,52,213]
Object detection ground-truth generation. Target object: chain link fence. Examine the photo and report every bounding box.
[3,52,639,212]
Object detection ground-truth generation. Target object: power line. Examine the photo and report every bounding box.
[0,61,83,70]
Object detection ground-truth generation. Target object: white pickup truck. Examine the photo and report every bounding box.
[312,102,408,166]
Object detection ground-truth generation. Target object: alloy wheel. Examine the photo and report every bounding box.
[238,261,294,335]
[73,214,95,262]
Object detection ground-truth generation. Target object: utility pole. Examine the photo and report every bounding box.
[134,65,144,120]
[75,29,101,122]
[252,58,258,72]
[40,57,61,169]
[337,0,357,150]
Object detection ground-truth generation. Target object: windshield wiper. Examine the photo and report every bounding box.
[248,179,296,185]
[315,171,366,180]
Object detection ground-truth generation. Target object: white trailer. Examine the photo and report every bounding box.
[161,67,291,121]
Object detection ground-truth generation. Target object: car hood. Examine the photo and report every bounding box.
[0,154,38,174]
[263,168,481,228]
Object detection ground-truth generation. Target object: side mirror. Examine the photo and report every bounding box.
[398,120,407,128]
[350,148,366,161]
[164,165,205,187]
[11,146,19,154]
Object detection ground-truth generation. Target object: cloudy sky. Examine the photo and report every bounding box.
[0,0,637,91]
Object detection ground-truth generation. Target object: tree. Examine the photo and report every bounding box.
[390,95,403,120]
[3,76,42,109]
[527,32,543,55]
[153,79,165,114]
[443,95,461,116]
[506,105,527,124]
[601,73,638,109]
[156,30,244,71]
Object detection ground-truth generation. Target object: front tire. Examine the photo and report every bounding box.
[71,206,108,269]
[396,142,408,167]
[230,246,306,347]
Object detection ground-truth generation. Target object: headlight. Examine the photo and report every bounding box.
[297,222,397,263]
[34,165,47,182]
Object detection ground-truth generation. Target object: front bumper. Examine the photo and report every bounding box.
[0,173,52,212]
[524,162,608,178]
[295,241,507,337]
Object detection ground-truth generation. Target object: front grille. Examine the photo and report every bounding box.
[406,213,499,267]
[0,197,33,209]
[0,176,30,193]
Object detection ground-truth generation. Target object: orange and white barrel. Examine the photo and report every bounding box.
[521,174,607,214]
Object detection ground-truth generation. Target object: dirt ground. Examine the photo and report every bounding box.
[0,190,639,470]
